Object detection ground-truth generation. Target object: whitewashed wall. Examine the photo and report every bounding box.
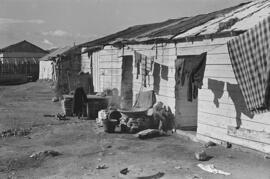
[39,60,53,80]
[176,38,270,153]
[81,47,122,93]
[81,38,270,153]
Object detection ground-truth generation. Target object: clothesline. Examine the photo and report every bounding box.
[126,45,174,68]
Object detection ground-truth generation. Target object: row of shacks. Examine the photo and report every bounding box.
[0,40,48,84]
[40,0,270,153]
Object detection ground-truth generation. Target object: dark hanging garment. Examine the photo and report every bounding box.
[73,87,87,116]
[175,59,185,85]
[161,65,169,81]
[134,51,142,79]
[153,62,161,94]
[140,56,147,87]
[188,52,207,101]
[175,52,207,102]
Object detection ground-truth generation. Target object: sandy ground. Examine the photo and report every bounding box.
[0,81,270,179]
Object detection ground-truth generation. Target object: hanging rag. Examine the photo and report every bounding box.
[134,51,142,79]
[161,65,169,81]
[175,52,207,102]
[140,56,147,87]
[150,56,154,72]
[227,16,270,113]
[153,62,161,94]
[146,57,153,86]
[140,55,152,87]
[146,57,152,73]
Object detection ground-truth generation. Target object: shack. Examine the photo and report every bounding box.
[38,46,83,96]
[79,0,270,153]
[0,40,48,84]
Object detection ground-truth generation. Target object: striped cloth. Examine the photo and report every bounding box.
[227,16,270,113]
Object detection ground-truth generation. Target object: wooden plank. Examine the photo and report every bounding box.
[198,100,270,125]
[197,123,270,153]
[176,38,230,48]
[99,68,122,76]
[99,61,122,68]
[227,126,270,145]
[198,111,270,133]
[197,133,270,154]
[204,69,236,78]
[206,53,231,65]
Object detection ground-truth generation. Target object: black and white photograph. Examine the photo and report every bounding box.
[0,0,270,178]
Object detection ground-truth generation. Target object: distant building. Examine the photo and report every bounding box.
[0,40,48,84]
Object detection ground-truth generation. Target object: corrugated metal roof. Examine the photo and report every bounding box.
[174,0,270,39]
[80,0,269,47]
[39,46,72,61]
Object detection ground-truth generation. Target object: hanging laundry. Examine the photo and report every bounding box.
[175,59,185,85]
[227,16,270,113]
[141,56,148,87]
[146,57,152,73]
[161,65,169,81]
[175,52,207,102]
[134,51,155,87]
[153,62,161,94]
[149,56,155,72]
[134,51,142,79]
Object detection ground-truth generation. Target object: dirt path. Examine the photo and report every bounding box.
[0,82,270,179]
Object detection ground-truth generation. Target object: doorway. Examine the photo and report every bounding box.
[175,55,204,131]
[120,55,133,110]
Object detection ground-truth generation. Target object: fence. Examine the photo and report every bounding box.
[0,58,39,85]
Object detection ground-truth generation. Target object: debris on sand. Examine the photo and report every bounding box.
[43,114,56,117]
[204,141,216,148]
[30,150,62,160]
[1,128,31,138]
[195,150,211,161]
[264,155,270,159]
[119,171,165,179]
[52,97,59,102]
[56,113,69,120]
[197,163,231,176]
[226,142,232,148]
[96,164,108,169]
[174,166,182,169]
[120,168,129,175]
[136,129,164,139]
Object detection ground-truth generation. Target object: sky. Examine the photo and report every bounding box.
[0,0,251,50]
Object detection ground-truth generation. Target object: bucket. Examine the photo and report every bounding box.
[103,119,118,133]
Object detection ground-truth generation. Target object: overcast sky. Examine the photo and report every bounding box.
[0,0,251,50]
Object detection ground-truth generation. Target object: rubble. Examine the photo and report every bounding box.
[30,150,62,159]
[56,113,69,120]
[204,141,216,148]
[52,97,59,102]
[136,129,164,139]
[1,128,32,138]
[195,150,211,161]
[96,164,108,169]
[119,171,165,179]
[120,168,129,175]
